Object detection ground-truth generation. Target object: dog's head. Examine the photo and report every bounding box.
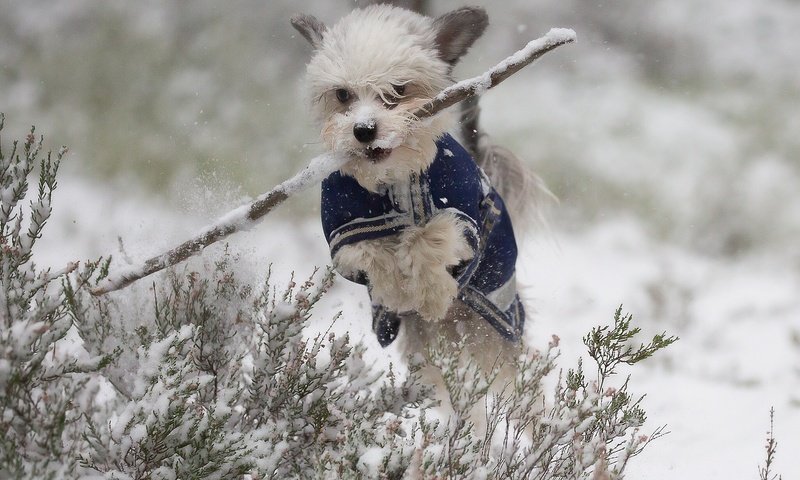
[292,5,487,191]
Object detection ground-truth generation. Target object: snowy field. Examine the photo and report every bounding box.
[36,172,800,479]
[6,0,800,477]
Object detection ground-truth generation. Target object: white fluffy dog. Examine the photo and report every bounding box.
[292,5,537,385]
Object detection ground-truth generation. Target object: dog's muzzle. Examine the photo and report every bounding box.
[352,121,391,161]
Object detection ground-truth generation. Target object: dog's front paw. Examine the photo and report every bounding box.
[396,211,475,321]
[396,211,474,275]
[413,267,459,321]
[334,240,413,311]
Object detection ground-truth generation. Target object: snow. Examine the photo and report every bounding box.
[352,104,375,125]
[496,28,576,73]
[372,132,402,150]
[357,447,386,475]
[129,424,147,443]
[274,152,350,196]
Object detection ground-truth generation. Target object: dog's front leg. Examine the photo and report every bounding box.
[333,237,415,313]
[395,211,475,321]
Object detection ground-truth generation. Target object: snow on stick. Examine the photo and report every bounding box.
[414,28,576,118]
[91,28,576,296]
[90,153,349,295]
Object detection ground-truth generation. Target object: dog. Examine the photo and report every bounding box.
[292,5,543,405]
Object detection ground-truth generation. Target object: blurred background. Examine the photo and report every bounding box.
[3,0,799,255]
[2,0,798,477]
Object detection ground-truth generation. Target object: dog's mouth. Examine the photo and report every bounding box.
[364,146,392,162]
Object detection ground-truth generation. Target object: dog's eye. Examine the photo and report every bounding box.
[382,84,407,110]
[335,88,352,103]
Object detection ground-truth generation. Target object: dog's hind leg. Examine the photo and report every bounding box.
[397,304,522,440]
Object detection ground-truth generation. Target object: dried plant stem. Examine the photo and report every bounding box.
[91,28,576,296]
[758,407,781,480]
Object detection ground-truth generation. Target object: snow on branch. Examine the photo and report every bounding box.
[90,153,349,295]
[414,28,576,118]
[91,28,576,296]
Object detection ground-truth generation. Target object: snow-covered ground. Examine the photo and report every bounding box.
[524,223,800,478]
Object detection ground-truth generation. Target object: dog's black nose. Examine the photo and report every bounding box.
[353,122,377,143]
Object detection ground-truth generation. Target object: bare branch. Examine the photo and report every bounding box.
[91,28,576,296]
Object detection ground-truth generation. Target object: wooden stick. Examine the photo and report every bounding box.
[413,28,576,118]
[91,28,575,296]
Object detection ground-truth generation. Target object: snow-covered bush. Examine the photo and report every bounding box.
[1,116,676,478]
[66,257,432,479]
[411,307,675,479]
[0,114,115,478]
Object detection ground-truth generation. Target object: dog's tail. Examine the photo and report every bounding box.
[461,97,556,236]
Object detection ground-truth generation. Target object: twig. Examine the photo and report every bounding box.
[91,28,576,296]
[30,261,79,293]
[758,407,781,480]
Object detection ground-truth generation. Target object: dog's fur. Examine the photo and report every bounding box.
[293,5,534,403]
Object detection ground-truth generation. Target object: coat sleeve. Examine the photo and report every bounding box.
[321,172,409,285]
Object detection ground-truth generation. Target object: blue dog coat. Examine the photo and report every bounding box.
[321,134,525,346]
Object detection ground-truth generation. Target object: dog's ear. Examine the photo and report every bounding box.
[291,13,327,49]
[433,7,489,66]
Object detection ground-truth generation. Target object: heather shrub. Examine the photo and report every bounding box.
[0,116,675,479]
